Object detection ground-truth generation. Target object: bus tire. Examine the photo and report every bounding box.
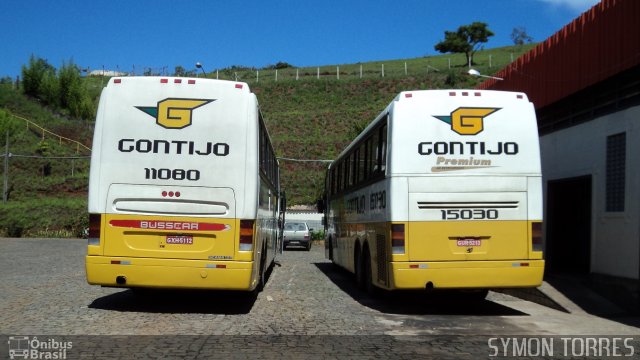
[255,246,267,293]
[355,249,365,290]
[363,247,379,297]
[328,237,334,261]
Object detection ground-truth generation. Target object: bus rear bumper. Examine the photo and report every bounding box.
[86,256,255,290]
[391,260,545,290]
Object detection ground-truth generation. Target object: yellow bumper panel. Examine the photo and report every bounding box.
[86,256,254,290]
[391,260,544,289]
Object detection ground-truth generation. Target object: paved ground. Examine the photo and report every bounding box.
[1,238,639,359]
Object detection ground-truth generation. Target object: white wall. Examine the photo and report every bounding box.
[285,212,323,232]
[540,105,640,279]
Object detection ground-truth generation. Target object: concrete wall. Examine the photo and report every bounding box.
[540,105,640,279]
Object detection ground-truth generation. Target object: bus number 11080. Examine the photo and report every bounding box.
[144,168,200,181]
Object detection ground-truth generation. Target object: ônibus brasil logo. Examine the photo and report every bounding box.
[136,98,215,129]
[434,107,500,135]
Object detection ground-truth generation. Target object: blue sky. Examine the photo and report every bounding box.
[0,0,599,78]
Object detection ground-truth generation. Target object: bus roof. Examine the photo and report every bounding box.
[330,89,534,168]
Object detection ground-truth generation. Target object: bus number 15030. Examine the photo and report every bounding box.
[145,168,200,181]
[441,209,498,220]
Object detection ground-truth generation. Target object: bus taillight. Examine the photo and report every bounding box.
[531,222,543,252]
[239,220,255,251]
[88,214,101,246]
[391,224,405,254]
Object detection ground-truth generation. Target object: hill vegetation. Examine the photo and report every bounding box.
[0,44,535,237]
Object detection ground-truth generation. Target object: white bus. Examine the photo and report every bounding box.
[86,77,283,292]
[321,90,544,296]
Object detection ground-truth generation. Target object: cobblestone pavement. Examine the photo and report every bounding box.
[1,238,639,359]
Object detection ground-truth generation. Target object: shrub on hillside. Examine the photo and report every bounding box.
[20,56,96,120]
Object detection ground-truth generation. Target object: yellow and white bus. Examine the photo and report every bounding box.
[321,90,544,296]
[86,77,282,292]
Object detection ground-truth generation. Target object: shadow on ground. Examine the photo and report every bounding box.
[89,288,257,314]
[314,262,527,317]
[88,264,279,314]
[544,272,640,328]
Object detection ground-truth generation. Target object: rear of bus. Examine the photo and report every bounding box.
[388,90,544,290]
[86,77,262,291]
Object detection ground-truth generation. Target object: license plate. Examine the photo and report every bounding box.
[457,239,481,247]
[166,235,193,245]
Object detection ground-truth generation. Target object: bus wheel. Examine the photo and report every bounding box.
[256,247,267,292]
[355,251,365,290]
[328,238,334,260]
[363,247,378,297]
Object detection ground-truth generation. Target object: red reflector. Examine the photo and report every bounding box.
[235,84,243,89]
[174,79,182,84]
[462,92,469,96]
[517,94,524,99]
[405,93,412,98]
[520,263,530,267]
[409,264,419,269]
[474,92,481,96]
[114,79,122,84]
[217,265,227,269]
[111,260,120,264]
[175,191,181,197]
[188,79,196,84]
[449,92,456,96]
[160,78,168,83]
[162,191,167,197]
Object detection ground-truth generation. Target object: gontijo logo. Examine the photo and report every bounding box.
[136,98,214,129]
[434,107,500,135]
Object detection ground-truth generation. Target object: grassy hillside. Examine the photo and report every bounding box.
[0,44,534,236]
[0,84,93,237]
[254,76,464,204]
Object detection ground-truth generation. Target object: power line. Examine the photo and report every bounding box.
[277,157,332,163]
[1,153,90,159]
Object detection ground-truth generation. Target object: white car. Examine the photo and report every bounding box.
[283,222,312,250]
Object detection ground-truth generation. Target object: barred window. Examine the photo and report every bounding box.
[606,132,626,212]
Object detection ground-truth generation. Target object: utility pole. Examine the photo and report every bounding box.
[3,132,9,203]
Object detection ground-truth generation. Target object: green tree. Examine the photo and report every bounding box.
[58,60,82,109]
[21,55,55,97]
[58,60,94,119]
[39,69,60,107]
[511,26,533,45]
[434,22,494,66]
[0,109,19,140]
[174,65,186,77]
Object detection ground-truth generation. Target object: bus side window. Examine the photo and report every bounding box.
[344,156,351,190]
[364,138,372,180]
[337,161,343,193]
[352,149,359,186]
[379,123,388,174]
[358,143,365,185]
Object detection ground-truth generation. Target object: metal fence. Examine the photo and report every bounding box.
[92,46,535,84]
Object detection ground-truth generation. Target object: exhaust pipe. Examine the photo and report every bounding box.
[116,276,127,285]
[425,281,434,291]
